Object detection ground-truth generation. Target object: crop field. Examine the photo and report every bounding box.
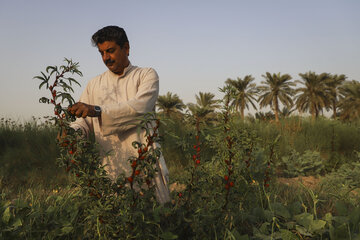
[1,61,360,239]
[1,115,360,239]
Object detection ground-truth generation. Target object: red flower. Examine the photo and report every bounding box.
[224,175,229,181]
[196,160,200,165]
[229,181,234,187]
[193,144,197,149]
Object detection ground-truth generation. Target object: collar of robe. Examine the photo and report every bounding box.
[108,62,133,79]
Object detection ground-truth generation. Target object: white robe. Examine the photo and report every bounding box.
[70,63,170,203]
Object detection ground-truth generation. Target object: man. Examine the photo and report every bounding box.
[68,26,170,203]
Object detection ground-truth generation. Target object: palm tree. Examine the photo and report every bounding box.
[187,92,219,124]
[156,92,185,118]
[295,72,330,121]
[325,74,346,119]
[225,75,258,120]
[280,106,295,118]
[258,72,295,123]
[338,80,360,121]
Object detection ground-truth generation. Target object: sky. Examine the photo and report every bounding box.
[0,0,359,120]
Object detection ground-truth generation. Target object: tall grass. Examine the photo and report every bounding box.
[0,117,69,197]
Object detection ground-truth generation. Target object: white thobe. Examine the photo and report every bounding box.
[70,63,170,203]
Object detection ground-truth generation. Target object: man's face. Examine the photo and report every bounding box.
[97,41,130,75]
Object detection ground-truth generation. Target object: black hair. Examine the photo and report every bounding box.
[91,26,129,48]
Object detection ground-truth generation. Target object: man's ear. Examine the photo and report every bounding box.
[124,42,130,56]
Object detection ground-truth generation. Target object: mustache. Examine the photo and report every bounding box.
[105,59,114,65]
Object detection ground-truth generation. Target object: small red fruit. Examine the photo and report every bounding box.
[264,183,270,188]
[178,192,183,197]
[229,181,234,187]
[195,160,200,165]
[143,146,148,152]
[195,135,199,140]
[224,175,229,181]
[135,170,140,175]
[131,161,137,167]
[69,150,74,155]
[127,177,133,183]
[192,155,196,160]
[225,184,230,190]
[138,148,142,154]
[193,144,197,149]
[197,147,200,152]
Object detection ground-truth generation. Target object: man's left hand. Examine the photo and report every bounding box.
[68,102,97,118]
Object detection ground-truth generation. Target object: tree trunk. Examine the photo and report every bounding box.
[274,97,279,123]
[240,102,245,121]
[311,104,316,122]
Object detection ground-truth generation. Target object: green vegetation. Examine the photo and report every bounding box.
[1,114,360,239]
[2,61,360,238]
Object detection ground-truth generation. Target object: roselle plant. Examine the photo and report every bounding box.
[33,58,173,239]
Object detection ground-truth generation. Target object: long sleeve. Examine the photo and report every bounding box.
[100,68,159,136]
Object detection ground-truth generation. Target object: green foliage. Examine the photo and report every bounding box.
[277,150,324,177]
[2,61,360,238]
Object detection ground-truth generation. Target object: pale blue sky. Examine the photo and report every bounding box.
[1,0,359,119]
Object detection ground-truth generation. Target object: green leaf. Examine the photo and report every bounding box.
[295,225,313,237]
[160,231,178,239]
[2,206,11,224]
[12,218,22,228]
[33,75,45,81]
[61,226,73,234]
[67,77,81,87]
[309,219,326,232]
[46,66,56,73]
[294,212,313,229]
[279,229,299,240]
[335,201,348,216]
[39,81,47,89]
[272,202,291,219]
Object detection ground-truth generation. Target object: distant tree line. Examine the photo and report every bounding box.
[156,71,360,122]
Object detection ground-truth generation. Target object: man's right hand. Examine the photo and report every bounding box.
[68,102,97,118]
